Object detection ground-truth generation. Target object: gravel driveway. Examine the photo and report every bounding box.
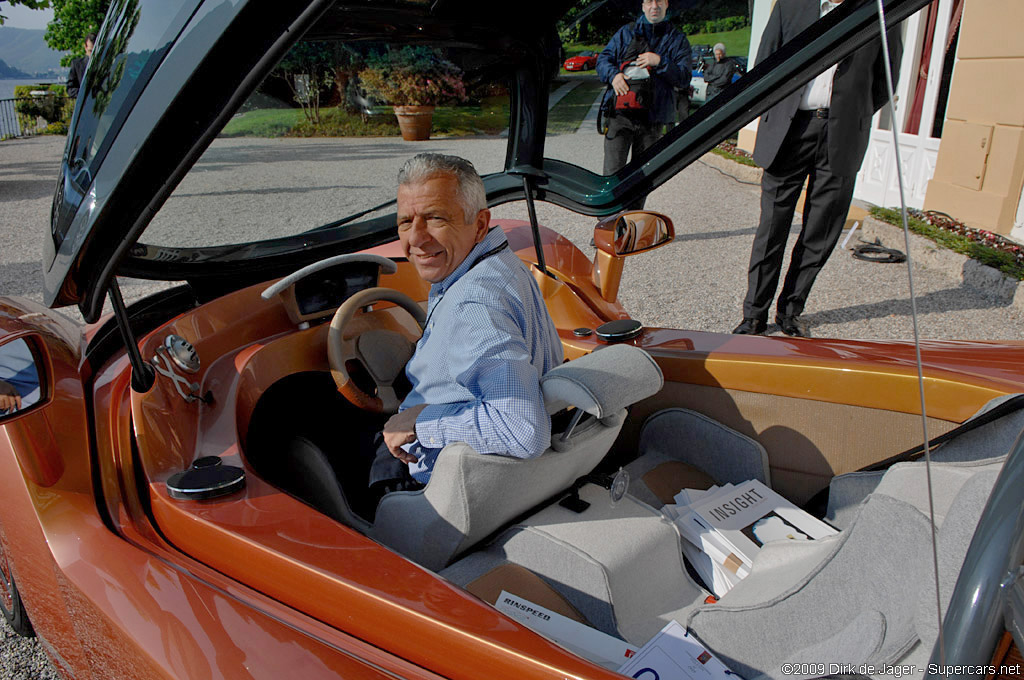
[0,131,1022,675]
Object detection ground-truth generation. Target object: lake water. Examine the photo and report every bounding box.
[0,78,61,100]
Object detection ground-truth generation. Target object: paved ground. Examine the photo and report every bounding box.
[0,129,1022,674]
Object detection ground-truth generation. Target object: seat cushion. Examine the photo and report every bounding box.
[688,493,932,678]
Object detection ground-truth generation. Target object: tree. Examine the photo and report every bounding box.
[44,0,109,65]
[0,1,50,26]
[275,42,335,126]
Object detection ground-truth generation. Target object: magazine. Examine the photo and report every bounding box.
[686,480,837,570]
[665,480,837,596]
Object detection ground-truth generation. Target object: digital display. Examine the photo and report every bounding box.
[294,262,379,317]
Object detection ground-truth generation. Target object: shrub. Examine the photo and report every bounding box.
[358,46,466,106]
[13,84,72,135]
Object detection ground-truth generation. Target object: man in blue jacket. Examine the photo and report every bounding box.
[597,0,691,177]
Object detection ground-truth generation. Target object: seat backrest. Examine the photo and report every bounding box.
[369,345,664,570]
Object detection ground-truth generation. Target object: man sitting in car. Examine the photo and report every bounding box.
[368,153,563,496]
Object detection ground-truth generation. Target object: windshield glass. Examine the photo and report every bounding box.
[140,38,513,249]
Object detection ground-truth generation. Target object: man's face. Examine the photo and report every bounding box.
[84,39,94,56]
[642,0,668,23]
[397,174,489,284]
[714,48,724,61]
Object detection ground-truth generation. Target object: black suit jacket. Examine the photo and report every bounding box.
[752,0,902,176]
[67,57,88,99]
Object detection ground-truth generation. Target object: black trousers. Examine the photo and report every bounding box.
[743,112,858,322]
[604,114,660,209]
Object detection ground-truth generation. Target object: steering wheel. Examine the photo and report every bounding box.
[328,287,426,413]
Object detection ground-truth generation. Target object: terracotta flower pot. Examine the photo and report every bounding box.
[393,105,435,141]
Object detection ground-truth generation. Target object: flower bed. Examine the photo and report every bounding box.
[870,206,1024,281]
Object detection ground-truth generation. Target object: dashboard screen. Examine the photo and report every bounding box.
[294,262,380,317]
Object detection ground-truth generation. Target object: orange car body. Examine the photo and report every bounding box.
[1,221,1022,679]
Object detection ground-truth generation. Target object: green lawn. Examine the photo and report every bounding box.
[221,108,305,137]
[218,99,511,138]
[547,79,605,135]
[687,26,752,60]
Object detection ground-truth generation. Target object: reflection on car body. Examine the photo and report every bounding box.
[1,1,1022,679]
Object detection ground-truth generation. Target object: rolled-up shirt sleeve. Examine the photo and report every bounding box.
[413,299,551,458]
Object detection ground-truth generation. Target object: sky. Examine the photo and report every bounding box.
[1,3,54,30]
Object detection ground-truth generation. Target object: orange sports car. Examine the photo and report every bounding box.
[1,0,1022,679]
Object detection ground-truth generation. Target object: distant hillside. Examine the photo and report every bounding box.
[0,58,31,79]
[0,26,65,76]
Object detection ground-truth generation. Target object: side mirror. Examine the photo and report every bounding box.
[592,211,675,302]
[0,336,47,423]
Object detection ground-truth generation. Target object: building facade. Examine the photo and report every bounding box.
[736,0,1024,241]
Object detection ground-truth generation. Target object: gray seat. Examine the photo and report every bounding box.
[271,345,664,571]
[368,344,664,570]
[686,456,1007,680]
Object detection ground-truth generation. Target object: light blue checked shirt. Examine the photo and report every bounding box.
[402,227,563,482]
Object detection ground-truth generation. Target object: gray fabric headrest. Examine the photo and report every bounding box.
[541,345,663,416]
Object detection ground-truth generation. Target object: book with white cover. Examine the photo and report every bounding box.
[495,591,638,669]
[618,620,740,680]
[687,480,837,569]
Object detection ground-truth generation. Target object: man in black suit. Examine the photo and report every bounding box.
[733,0,901,337]
[66,33,96,100]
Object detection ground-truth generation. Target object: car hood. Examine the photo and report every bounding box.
[46,0,929,323]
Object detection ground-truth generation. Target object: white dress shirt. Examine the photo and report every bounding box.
[799,0,841,110]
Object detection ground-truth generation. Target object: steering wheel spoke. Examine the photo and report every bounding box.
[329,288,426,414]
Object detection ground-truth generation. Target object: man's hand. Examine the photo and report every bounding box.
[612,72,629,96]
[635,52,662,69]
[382,403,428,463]
[0,380,21,412]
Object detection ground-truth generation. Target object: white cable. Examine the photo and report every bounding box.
[874,0,945,666]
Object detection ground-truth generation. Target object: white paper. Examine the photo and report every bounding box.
[686,480,837,568]
[618,620,739,680]
[495,591,638,668]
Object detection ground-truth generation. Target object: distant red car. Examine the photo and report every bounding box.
[563,50,597,71]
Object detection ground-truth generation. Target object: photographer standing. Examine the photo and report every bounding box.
[597,0,691,177]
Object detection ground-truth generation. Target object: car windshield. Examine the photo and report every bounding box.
[140,38,514,249]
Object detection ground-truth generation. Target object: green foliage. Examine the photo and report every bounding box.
[81,0,138,115]
[45,0,109,65]
[0,0,50,26]
[711,144,758,167]
[869,207,1024,281]
[686,27,751,59]
[682,15,749,35]
[276,41,335,125]
[358,46,466,106]
[557,0,750,54]
[12,83,72,135]
[290,107,401,137]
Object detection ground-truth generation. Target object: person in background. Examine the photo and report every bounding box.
[703,42,737,100]
[66,33,96,99]
[732,0,901,338]
[597,0,691,180]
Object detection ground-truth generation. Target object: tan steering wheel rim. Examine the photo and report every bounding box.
[328,287,426,413]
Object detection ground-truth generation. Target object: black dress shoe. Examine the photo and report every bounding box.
[776,315,810,337]
[732,318,767,335]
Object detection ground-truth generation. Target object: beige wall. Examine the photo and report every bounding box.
[924,0,1024,235]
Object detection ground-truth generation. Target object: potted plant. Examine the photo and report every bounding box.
[358,46,466,140]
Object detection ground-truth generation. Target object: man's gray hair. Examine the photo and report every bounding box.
[397,153,487,222]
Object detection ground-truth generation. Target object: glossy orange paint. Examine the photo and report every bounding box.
[3,216,1024,679]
